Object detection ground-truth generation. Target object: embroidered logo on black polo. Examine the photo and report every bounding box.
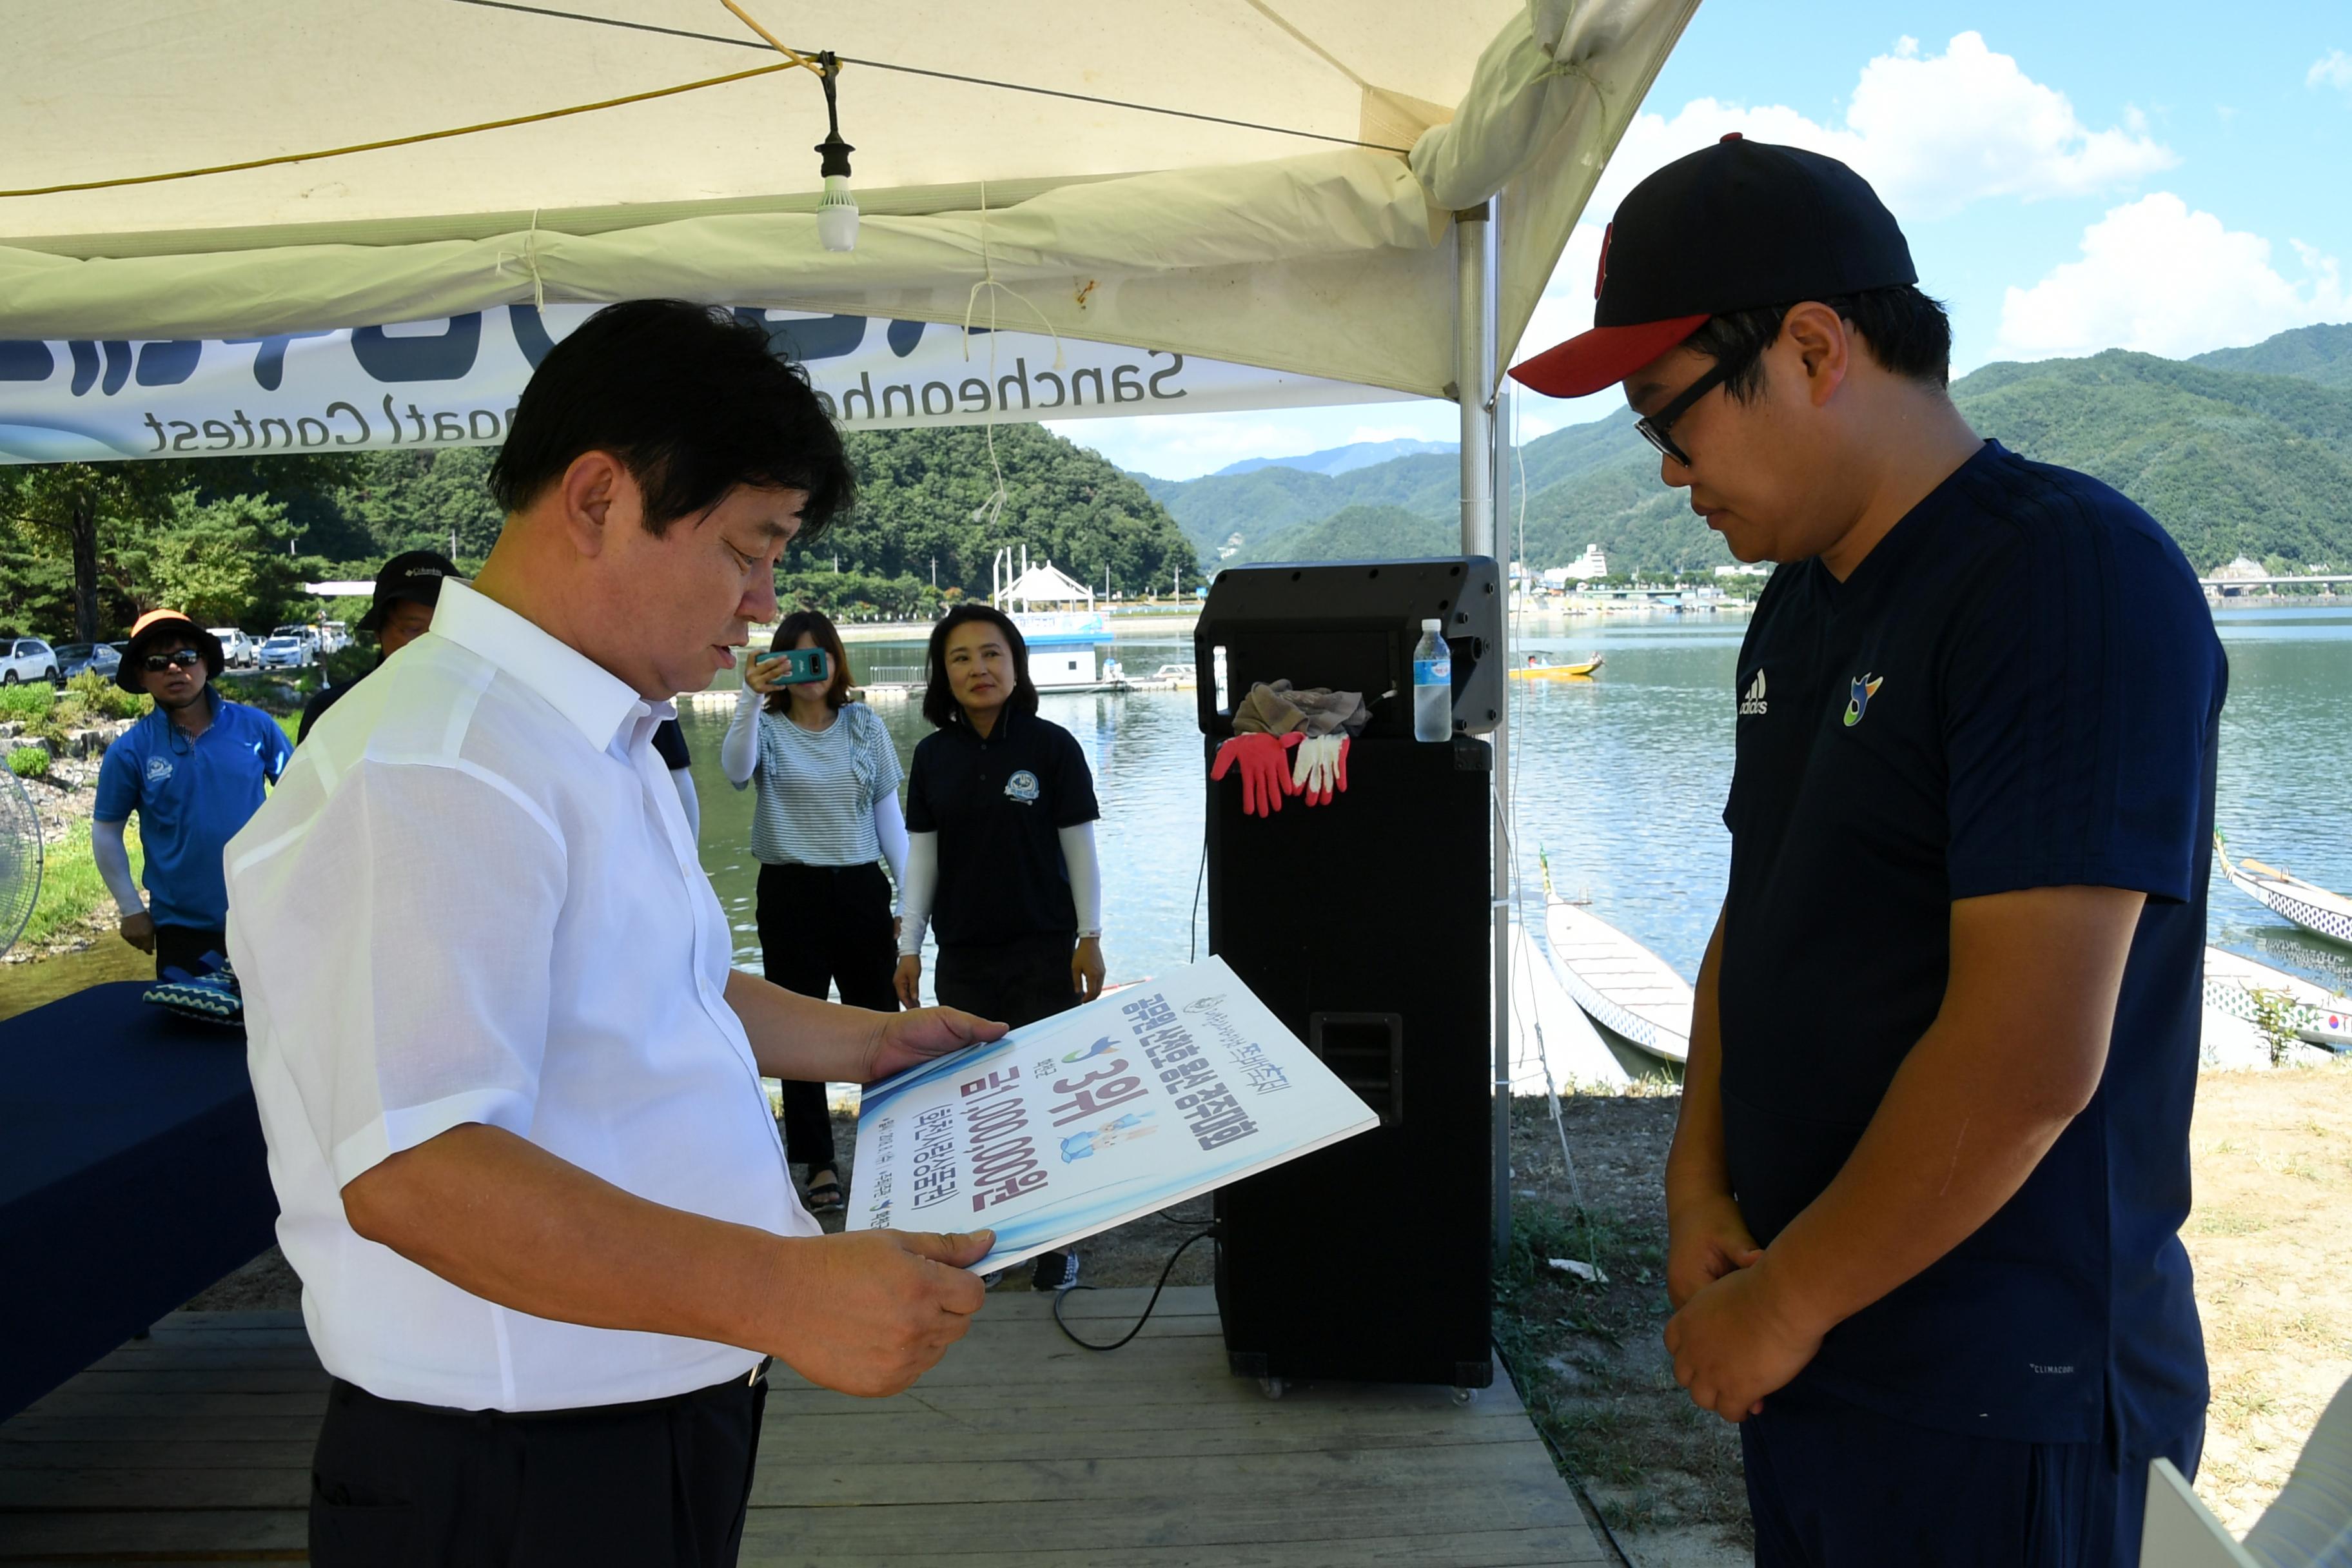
[1004,769,1041,803]
[1844,674,1885,727]
[1737,670,1767,716]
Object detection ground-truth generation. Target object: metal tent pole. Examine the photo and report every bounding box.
[1454,199,1511,1268]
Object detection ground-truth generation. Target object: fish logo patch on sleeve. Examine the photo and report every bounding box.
[1843,674,1885,727]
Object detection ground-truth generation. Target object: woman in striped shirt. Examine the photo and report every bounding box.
[722,609,908,1213]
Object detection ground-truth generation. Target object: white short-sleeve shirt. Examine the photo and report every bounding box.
[227,580,817,1412]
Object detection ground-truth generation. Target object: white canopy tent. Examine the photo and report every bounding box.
[1,0,1696,400]
[2,0,1705,1256]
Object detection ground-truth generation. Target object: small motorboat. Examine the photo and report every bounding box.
[1510,652,1604,680]
[1542,890,1692,1064]
[2215,833,2352,948]
[1146,662,1198,689]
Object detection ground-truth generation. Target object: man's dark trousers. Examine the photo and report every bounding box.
[309,1370,766,1567]
[1741,1382,2202,1567]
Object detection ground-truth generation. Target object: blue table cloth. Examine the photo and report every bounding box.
[0,982,277,1420]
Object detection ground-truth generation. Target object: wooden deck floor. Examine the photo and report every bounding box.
[0,1286,1603,1567]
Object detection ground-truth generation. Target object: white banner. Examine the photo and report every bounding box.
[0,306,1405,466]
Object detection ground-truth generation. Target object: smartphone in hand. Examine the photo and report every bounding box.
[755,647,832,685]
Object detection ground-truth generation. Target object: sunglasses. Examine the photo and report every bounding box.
[142,649,204,673]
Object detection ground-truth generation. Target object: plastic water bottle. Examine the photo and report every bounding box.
[1412,618,1452,741]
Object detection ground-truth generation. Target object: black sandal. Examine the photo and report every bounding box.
[803,1177,846,1212]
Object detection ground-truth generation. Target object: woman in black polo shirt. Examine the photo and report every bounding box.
[894,605,1103,1288]
[893,604,1104,1021]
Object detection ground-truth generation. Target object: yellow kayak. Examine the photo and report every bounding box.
[1510,654,1603,680]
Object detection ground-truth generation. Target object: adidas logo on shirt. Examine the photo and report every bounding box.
[1738,669,1768,717]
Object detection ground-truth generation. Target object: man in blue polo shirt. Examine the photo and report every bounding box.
[1513,137,2224,1564]
[94,610,293,979]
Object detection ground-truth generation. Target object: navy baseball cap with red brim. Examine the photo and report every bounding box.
[1509,133,1917,400]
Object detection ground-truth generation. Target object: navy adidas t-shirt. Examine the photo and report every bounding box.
[1719,440,2225,1447]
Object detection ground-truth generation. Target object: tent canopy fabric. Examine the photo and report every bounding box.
[1,0,1700,401]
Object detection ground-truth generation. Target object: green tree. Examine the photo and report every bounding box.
[0,463,182,640]
[818,425,1197,596]
[133,493,309,629]
[342,448,505,560]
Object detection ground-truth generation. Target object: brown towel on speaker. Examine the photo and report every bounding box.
[1231,680,1371,740]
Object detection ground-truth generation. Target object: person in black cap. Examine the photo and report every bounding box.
[297,550,456,743]
[1514,135,2223,1565]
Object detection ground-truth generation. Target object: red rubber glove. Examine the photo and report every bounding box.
[1210,732,1304,817]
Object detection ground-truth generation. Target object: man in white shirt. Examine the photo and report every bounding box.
[227,301,1001,1568]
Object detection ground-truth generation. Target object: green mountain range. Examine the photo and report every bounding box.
[1148,322,2352,578]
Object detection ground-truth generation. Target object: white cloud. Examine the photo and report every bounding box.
[1509,33,2179,395]
[1995,193,2349,360]
[2310,50,2352,94]
[1583,32,2176,226]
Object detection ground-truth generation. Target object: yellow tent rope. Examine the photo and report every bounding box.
[0,58,805,201]
[716,0,828,78]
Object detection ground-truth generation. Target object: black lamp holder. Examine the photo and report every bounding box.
[814,51,853,179]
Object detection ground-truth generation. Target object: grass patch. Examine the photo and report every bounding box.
[8,747,49,779]
[1493,1199,1750,1538]
[63,671,146,722]
[24,818,142,948]
[0,681,55,718]
[8,673,148,752]
[273,713,299,748]
[2193,1210,2270,1237]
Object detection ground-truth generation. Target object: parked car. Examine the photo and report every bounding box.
[0,637,61,687]
[256,635,311,671]
[52,642,121,681]
[317,620,349,654]
[210,629,256,669]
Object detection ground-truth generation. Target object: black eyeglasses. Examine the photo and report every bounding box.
[1633,358,1737,468]
[142,649,204,673]
[1634,309,1790,467]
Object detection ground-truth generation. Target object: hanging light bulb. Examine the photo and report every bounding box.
[813,52,858,252]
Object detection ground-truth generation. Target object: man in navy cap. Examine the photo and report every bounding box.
[1513,135,2223,1563]
[297,549,456,742]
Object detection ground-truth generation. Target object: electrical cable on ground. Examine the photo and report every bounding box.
[1188,832,1206,964]
[1052,1228,1215,1352]
[1496,388,1602,1282]
[1494,393,1629,1568]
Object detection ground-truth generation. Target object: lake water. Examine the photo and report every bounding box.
[678,604,2352,1001]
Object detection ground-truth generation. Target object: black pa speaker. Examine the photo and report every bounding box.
[1199,560,1497,1389]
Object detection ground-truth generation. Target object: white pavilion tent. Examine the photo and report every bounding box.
[999,560,1097,613]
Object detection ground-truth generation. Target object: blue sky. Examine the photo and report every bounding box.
[1055,1,2352,478]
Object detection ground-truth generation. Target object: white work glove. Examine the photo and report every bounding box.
[1289,733,1351,807]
